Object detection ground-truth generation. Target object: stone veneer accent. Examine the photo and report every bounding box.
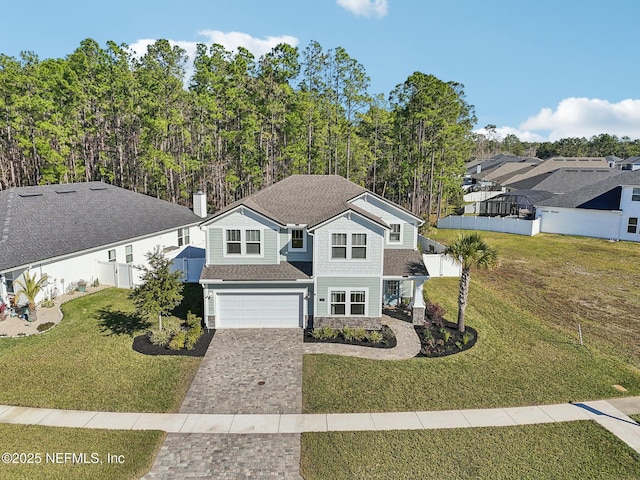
[412,307,425,326]
[312,316,382,330]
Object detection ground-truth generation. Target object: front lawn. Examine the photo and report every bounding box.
[0,287,201,412]
[304,245,640,413]
[0,424,163,480]
[301,422,640,480]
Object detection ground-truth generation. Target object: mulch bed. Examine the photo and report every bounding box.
[414,321,477,357]
[132,329,216,357]
[303,325,397,349]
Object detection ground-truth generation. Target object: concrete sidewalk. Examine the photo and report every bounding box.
[0,399,637,453]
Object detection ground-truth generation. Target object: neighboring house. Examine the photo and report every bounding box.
[0,182,207,306]
[535,171,640,241]
[199,175,428,330]
[615,156,640,171]
[505,168,623,194]
[502,157,609,188]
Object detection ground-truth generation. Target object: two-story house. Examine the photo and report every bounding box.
[199,175,429,329]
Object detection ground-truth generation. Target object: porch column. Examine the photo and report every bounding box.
[412,278,426,326]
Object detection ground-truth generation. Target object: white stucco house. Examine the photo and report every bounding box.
[0,182,207,306]
[535,171,640,241]
[199,175,429,329]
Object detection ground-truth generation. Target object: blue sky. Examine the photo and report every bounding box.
[2,0,640,142]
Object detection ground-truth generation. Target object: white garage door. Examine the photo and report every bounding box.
[216,292,303,328]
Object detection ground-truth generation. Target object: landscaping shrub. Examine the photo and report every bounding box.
[162,315,182,335]
[353,327,367,341]
[168,330,187,350]
[365,330,383,344]
[341,326,356,341]
[36,322,55,332]
[40,298,55,308]
[312,326,338,340]
[426,299,446,327]
[185,326,203,350]
[462,331,474,345]
[186,311,202,328]
[149,328,171,347]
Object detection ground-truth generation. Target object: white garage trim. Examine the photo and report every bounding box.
[214,289,307,329]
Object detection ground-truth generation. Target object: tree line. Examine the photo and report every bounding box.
[0,39,476,219]
[475,126,640,160]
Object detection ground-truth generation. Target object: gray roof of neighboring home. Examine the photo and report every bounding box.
[617,156,640,165]
[537,170,640,209]
[466,154,540,176]
[207,175,415,230]
[0,182,202,271]
[503,157,609,186]
[200,262,313,281]
[508,168,624,194]
[383,249,429,277]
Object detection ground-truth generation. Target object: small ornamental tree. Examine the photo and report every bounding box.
[15,271,49,321]
[445,232,498,332]
[130,247,184,331]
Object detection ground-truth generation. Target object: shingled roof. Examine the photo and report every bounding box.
[508,168,624,194]
[537,171,640,209]
[208,175,396,229]
[0,182,202,271]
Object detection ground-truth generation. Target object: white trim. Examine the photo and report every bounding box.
[308,209,389,233]
[348,192,424,224]
[213,288,308,328]
[288,228,307,252]
[199,204,284,229]
[386,223,402,244]
[328,287,370,316]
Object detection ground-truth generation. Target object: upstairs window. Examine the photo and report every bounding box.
[125,245,133,263]
[226,229,242,254]
[108,249,116,262]
[178,227,190,247]
[245,230,261,255]
[331,234,347,259]
[389,224,401,243]
[632,188,640,202]
[291,229,305,250]
[628,217,638,234]
[351,234,367,259]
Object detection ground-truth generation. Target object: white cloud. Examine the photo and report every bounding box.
[337,0,388,18]
[128,31,299,84]
[519,97,640,141]
[197,30,298,58]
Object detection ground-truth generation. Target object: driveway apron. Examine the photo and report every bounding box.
[143,329,304,479]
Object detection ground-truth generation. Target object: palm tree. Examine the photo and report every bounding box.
[15,271,49,321]
[445,232,498,332]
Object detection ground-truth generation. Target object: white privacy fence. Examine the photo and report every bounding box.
[437,216,541,236]
[418,235,461,278]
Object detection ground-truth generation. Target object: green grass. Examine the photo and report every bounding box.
[429,230,640,365]
[304,277,640,413]
[0,424,163,480]
[0,287,201,412]
[631,414,640,423]
[301,422,640,480]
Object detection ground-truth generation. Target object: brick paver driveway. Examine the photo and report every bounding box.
[180,329,303,415]
[143,329,304,480]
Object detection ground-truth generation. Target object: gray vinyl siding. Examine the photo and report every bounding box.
[350,196,418,249]
[279,228,313,262]
[315,276,381,316]
[401,224,416,249]
[208,227,278,265]
[205,283,314,316]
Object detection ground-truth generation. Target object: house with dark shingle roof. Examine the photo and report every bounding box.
[614,156,640,171]
[0,182,206,305]
[534,171,640,241]
[199,175,428,330]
